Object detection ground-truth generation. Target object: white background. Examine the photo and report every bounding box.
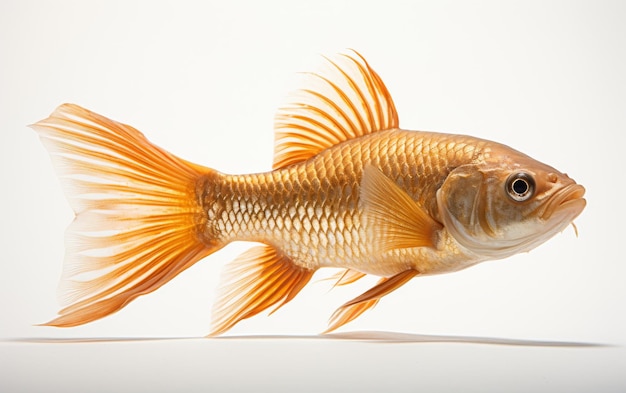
[1,1,625,392]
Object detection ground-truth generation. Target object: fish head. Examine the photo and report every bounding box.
[436,149,586,260]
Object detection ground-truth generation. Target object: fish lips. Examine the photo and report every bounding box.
[540,183,586,222]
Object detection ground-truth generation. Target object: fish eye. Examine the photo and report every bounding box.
[506,172,535,202]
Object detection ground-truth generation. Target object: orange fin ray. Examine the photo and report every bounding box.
[31,104,218,327]
[209,245,314,336]
[325,270,419,333]
[273,50,399,169]
[361,165,442,252]
[324,269,368,288]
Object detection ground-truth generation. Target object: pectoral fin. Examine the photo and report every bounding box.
[361,165,442,252]
[325,269,419,333]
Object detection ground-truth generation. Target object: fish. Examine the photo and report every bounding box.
[31,50,586,336]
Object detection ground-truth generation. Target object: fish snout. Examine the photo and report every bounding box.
[541,183,586,220]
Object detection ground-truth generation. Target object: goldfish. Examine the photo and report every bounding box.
[32,50,586,336]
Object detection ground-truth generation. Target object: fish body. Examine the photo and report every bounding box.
[32,51,585,335]
[212,129,489,276]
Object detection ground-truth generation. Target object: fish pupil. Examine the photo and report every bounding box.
[512,179,528,195]
[506,172,535,202]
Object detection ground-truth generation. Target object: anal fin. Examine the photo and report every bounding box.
[325,269,418,333]
[208,245,314,336]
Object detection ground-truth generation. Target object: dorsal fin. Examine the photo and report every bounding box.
[273,50,399,169]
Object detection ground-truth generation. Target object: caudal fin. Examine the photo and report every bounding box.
[32,104,219,327]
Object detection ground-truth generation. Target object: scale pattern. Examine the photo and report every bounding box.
[202,128,490,275]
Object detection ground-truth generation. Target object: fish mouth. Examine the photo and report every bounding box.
[541,183,586,221]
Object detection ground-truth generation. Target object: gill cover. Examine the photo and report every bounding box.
[436,164,539,259]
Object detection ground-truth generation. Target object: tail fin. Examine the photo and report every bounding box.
[32,104,220,327]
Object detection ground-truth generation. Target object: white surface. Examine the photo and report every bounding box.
[1,334,622,393]
[1,1,625,392]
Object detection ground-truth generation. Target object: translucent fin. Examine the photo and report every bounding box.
[273,50,399,169]
[209,245,314,336]
[327,269,367,287]
[361,165,442,252]
[325,270,419,333]
[31,104,219,327]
